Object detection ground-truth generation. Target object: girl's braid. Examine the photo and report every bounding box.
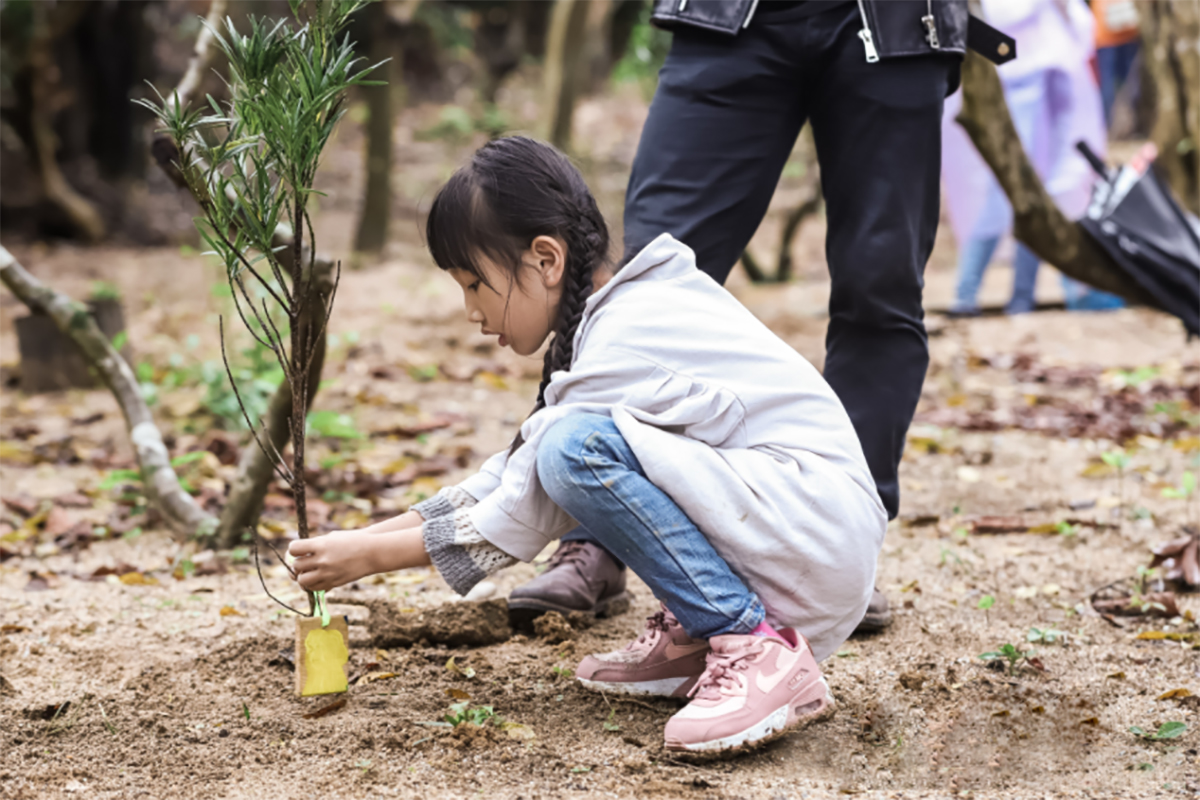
[534,210,606,408]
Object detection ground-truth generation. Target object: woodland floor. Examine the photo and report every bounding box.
[2,87,1199,800]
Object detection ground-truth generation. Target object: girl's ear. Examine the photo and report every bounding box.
[529,235,567,289]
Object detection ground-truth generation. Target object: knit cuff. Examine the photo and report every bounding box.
[410,486,478,520]
[423,514,486,596]
[410,493,454,522]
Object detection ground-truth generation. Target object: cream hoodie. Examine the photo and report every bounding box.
[446,234,887,660]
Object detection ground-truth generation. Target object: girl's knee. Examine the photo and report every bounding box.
[536,413,611,496]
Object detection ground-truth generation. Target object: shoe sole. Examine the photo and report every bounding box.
[576,675,696,698]
[664,688,837,757]
[507,591,632,633]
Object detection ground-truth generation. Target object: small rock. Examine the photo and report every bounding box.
[462,581,497,602]
[898,671,927,691]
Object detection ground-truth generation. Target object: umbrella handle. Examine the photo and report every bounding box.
[1076,141,1110,181]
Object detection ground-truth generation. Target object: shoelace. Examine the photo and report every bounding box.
[628,610,673,650]
[688,643,761,698]
[547,541,591,571]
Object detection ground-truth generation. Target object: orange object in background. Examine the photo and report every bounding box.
[1093,0,1140,48]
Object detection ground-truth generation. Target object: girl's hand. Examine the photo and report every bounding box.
[288,530,379,592]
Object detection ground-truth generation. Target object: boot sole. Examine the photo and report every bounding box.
[664,689,837,757]
[852,609,893,634]
[507,591,631,633]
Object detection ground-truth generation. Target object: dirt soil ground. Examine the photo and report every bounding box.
[2,88,1199,800]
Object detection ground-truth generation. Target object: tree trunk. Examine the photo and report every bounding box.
[956,50,1161,307]
[353,0,395,254]
[543,0,590,151]
[28,1,106,242]
[0,246,216,538]
[1140,0,1200,214]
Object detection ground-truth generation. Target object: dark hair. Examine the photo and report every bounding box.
[426,136,610,450]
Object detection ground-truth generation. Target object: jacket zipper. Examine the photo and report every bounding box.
[741,0,760,29]
[921,0,941,49]
[855,0,879,63]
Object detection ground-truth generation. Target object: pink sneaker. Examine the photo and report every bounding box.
[575,608,709,698]
[663,629,836,754]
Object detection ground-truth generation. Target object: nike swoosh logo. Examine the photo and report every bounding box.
[664,640,710,660]
[754,646,803,694]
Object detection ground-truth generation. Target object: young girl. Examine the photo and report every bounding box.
[288,136,887,754]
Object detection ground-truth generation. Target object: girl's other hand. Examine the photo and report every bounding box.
[288,530,379,592]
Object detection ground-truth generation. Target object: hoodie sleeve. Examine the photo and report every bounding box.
[465,348,747,562]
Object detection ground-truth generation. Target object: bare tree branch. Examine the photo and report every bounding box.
[253,536,305,616]
[0,246,216,538]
[171,0,229,109]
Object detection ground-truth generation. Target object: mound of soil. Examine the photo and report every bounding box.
[368,597,512,648]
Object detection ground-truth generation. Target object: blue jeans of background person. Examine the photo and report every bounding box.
[537,413,766,640]
[953,234,1042,315]
[1097,41,1139,126]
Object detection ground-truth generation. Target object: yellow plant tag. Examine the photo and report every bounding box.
[295,616,350,697]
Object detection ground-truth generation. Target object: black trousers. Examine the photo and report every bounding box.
[618,4,953,520]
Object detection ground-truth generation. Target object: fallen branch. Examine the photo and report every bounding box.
[956,51,1161,307]
[0,246,216,539]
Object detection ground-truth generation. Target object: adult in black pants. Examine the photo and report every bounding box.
[510,0,1006,633]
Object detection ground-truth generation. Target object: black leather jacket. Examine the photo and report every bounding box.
[651,1,1011,65]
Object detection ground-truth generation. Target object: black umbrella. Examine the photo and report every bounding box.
[1076,141,1200,336]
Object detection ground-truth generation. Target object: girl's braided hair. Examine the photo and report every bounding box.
[425,136,610,451]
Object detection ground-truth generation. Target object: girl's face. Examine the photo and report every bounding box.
[448,235,566,357]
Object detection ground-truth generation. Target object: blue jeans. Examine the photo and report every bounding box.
[1097,41,1139,126]
[952,234,1042,315]
[537,413,766,640]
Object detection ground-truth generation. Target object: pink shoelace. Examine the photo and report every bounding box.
[688,642,762,699]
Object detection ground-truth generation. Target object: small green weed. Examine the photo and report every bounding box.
[978,643,1036,676]
[1056,521,1081,538]
[602,709,621,733]
[1129,722,1186,741]
[1114,366,1159,388]
[1161,471,1195,500]
[1026,627,1067,645]
[551,665,573,680]
[977,594,996,610]
[444,702,495,727]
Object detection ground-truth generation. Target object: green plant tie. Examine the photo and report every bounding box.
[313,590,331,627]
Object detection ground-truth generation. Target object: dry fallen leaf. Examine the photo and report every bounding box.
[445,688,471,700]
[1,624,30,633]
[302,697,347,719]
[1158,688,1193,700]
[219,606,244,617]
[360,672,398,684]
[500,722,536,741]
[119,572,159,586]
[445,656,476,679]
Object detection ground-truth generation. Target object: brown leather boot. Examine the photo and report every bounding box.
[854,587,892,633]
[508,541,630,632]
